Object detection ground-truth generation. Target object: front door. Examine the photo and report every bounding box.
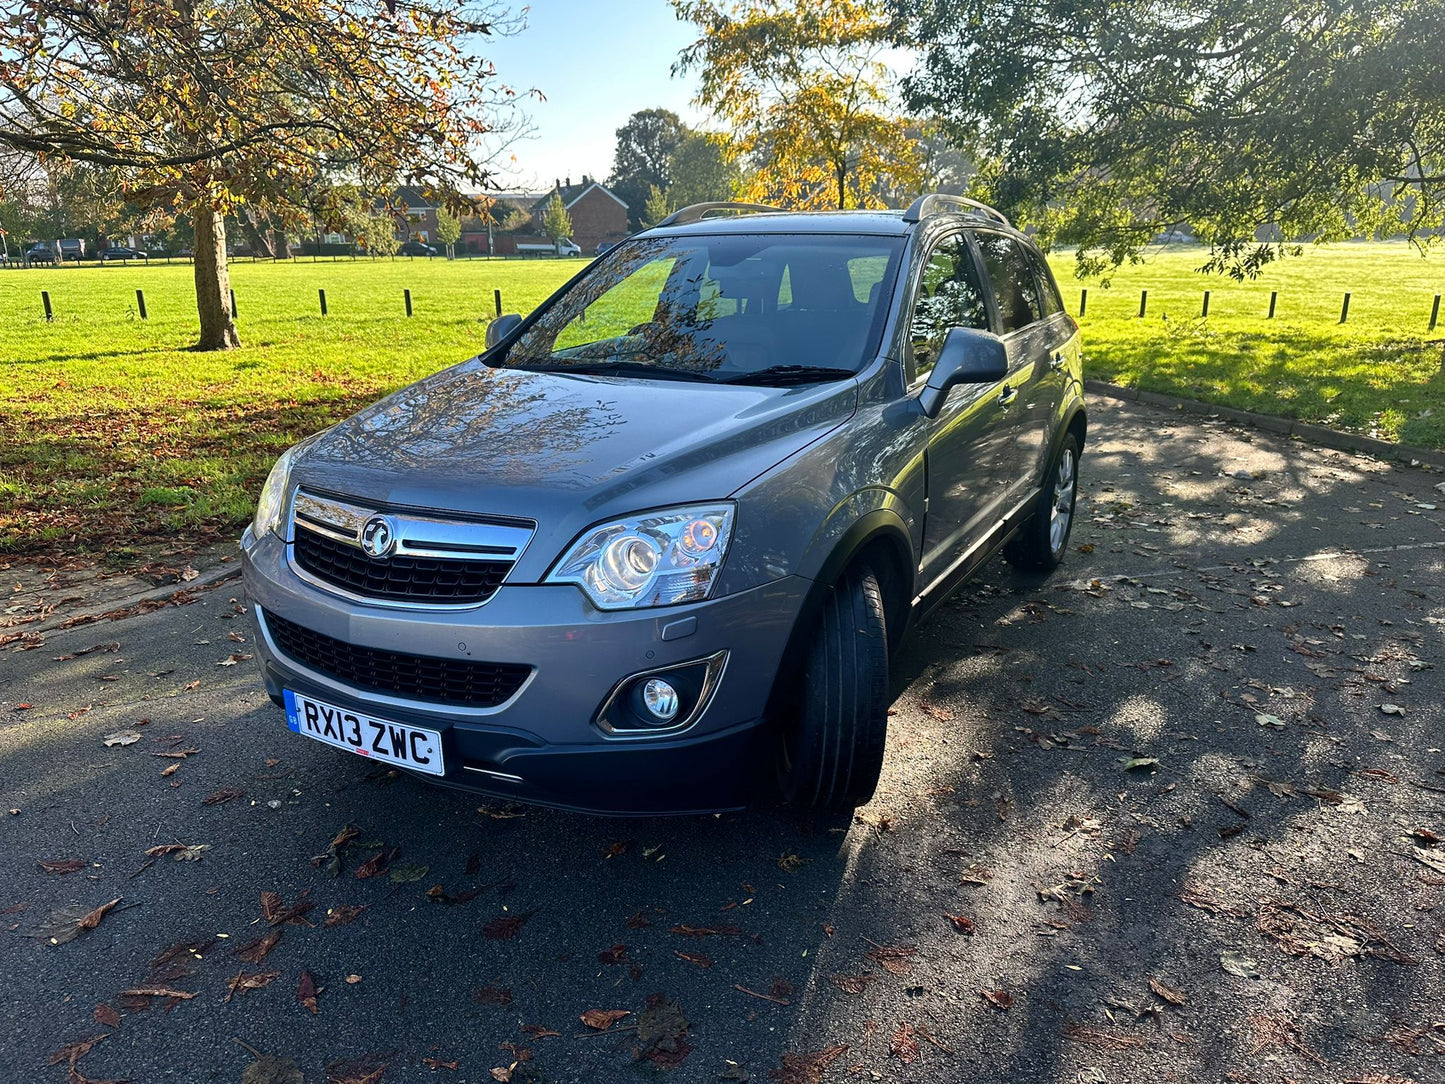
[911,234,1016,587]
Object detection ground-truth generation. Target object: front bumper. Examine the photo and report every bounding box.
[241,527,808,814]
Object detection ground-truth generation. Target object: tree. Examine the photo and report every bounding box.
[435,206,463,259]
[667,131,740,207]
[643,184,675,228]
[899,0,1445,278]
[540,193,573,248]
[497,202,534,233]
[608,108,687,228]
[673,0,923,210]
[0,0,526,349]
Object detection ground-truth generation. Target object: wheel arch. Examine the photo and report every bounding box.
[764,509,915,723]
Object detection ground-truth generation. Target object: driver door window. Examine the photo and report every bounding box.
[909,236,989,382]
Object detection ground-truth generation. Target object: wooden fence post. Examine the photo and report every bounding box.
[230,289,238,318]
[41,290,52,321]
[319,288,328,316]
[135,289,147,319]
[404,289,413,317]
[1339,292,1351,324]
[1138,289,1147,318]
[1430,294,1441,332]
[494,288,502,317]
[1201,290,1210,318]
[1268,291,1277,319]
[1078,288,1087,318]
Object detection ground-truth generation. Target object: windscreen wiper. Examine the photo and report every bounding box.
[722,365,858,386]
[509,359,712,382]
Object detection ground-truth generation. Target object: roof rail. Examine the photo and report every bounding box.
[654,201,783,228]
[902,194,1012,229]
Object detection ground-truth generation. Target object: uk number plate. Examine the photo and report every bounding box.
[283,690,445,776]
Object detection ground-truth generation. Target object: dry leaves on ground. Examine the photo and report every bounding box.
[864,940,916,976]
[481,910,536,940]
[225,969,281,1001]
[579,1008,631,1031]
[768,1044,848,1084]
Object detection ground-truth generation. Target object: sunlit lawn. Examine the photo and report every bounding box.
[1,241,1442,559]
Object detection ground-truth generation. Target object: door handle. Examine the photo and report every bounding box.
[1049,353,1067,372]
[997,385,1018,408]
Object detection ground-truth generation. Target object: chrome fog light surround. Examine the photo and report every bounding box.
[595,651,729,737]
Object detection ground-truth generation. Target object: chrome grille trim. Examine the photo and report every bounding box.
[286,488,535,609]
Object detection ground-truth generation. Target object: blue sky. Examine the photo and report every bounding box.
[482,1,708,191]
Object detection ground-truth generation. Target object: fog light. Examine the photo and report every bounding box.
[641,678,680,722]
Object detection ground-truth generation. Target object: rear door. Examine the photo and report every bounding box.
[972,231,1050,502]
[910,233,1016,585]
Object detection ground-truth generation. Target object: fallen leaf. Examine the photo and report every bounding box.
[769,1044,848,1084]
[92,1004,121,1028]
[481,909,535,940]
[160,764,179,777]
[225,969,281,1001]
[890,1022,921,1064]
[521,1024,561,1039]
[260,890,315,926]
[597,944,629,965]
[1119,757,1160,771]
[345,974,362,984]
[242,1053,304,1084]
[777,852,804,873]
[218,652,253,666]
[669,923,742,938]
[118,986,195,999]
[234,930,282,963]
[38,859,86,875]
[297,970,320,1014]
[674,949,713,968]
[202,786,243,805]
[826,973,875,995]
[580,1008,630,1031]
[633,994,692,1069]
[46,1034,108,1067]
[422,1056,458,1070]
[944,912,975,934]
[981,989,1014,1010]
[388,861,429,884]
[78,898,121,931]
[472,985,513,1005]
[354,847,397,880]
[1380,703,1406,715]
[324,1053,389,1084]
[325,905,367,927]
[102,730,142,747]
[1255,713,1285,729]
[1220,950,1261,978]
[488,1068,512,1083]
[865,941,916,976]
[1148,977,1187,1005]
[153,747,200,759]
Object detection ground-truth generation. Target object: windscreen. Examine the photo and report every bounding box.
[504,233,906,383]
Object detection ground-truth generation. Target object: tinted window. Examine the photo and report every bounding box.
[976,233,1043,333]
[511,233,906,382]
[1029,250,1064,317]
[909,236,989,380]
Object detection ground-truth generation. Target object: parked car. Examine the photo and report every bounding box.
[398,240,437,257]
[557,237,582,257]
[25,244,56,265]
[98,246,146,263]
[241,195,1085,814]
[56,238,85,262]
[594,240,619,256]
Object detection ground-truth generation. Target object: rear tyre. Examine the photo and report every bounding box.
[777,566,890,809]
[1005,431,1080,571]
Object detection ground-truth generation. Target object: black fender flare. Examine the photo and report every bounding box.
[763,509,915,722]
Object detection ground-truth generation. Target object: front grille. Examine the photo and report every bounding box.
[264,610,531,708]
[294,526,511,603]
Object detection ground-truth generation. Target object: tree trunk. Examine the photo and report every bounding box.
[237,210,276,260]
[193,207,240,350]
[836,162,847,210]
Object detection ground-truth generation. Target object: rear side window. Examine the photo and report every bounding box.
[976,233,1043,333]
[1028,250,1065,317]
[909,236,990,381]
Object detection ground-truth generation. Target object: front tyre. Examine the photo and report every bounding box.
[1006,431,1080,570]
[777,566,889,809]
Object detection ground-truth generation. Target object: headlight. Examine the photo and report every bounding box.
[252,446,298,538]
[546,504,735,610]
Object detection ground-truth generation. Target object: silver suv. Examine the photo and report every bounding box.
[241,196,1086,813]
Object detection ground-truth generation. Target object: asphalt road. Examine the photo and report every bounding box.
[3,397,1443,1084]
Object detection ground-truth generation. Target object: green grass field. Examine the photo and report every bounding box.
[1,242,1442,558]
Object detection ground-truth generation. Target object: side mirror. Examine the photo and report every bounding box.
[917,327,1008,418]
[485,312,522,351]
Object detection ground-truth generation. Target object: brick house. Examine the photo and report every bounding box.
[392,185,440,242]
[460,176,630,255]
